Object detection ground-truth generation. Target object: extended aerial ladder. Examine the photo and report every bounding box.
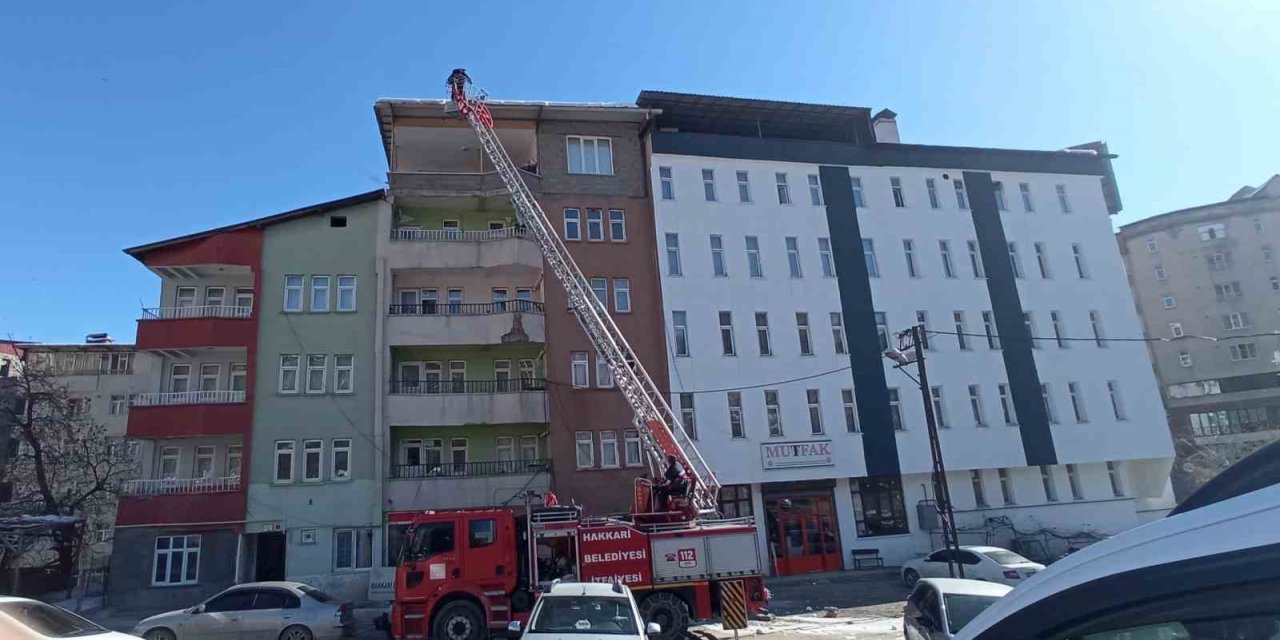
[445,69,719,516]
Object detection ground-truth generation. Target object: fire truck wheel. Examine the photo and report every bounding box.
[434,600,485,640]
[640,592,689,640]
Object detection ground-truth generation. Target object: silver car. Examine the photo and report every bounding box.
[132,581,352,640]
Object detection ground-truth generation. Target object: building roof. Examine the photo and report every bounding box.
[637,90,875,144]
[22,343,135,353]
[1118,174,1280,237]
[123,189,385,259]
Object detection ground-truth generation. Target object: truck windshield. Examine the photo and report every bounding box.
[408,522,455,561]
[530,596,638,635]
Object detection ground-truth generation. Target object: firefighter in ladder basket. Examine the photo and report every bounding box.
[654,454,689,512]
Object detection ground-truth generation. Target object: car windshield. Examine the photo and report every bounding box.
[530,596,638,635]
[0,601,110,638]
[299,586,333,603]
[943,594,1003,634]
[983,549,1032,565]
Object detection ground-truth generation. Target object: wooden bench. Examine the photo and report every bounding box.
[850,548,884,570]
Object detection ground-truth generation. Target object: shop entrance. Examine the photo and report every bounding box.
[766,495,842,575]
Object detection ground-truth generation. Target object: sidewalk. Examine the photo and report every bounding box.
[762,568,906,617]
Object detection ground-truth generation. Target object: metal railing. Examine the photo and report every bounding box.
[120,475,241,496]
[389,459,550,479]
[141,305,253,320]
[132,390,247,406]
[389,378,546,395]
[391,227,529,242]
[388,301,544,316]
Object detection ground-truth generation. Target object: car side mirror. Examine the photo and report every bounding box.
[647,622,662,635]
[916,615,933,630]
[507,621,522,634]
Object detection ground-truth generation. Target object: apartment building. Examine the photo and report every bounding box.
[638,92,1175,574]
[1118,175,1280,500]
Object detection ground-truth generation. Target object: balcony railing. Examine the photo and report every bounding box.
[391,227,528,242]
[389,301,545,316]
[132,390,247,406]
[141,305,253,320]
[120,475,241,496]
[389,378,546,395]
[389,459,550,479]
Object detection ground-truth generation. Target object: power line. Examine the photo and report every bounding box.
[926,328,1280,343]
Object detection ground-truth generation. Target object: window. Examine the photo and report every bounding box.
[305,355,327,394]
[755,312,772,356]
[728,392,745,438]
[333,528,373,571]
[1146,237,1159,252]
[225,444,242,477]
[998,468,1016,505]
[1198,223,1226,241]
[284,276,303,312]
[109,395,127,415]
[817,238,834,277]
[672,311,689,357]
[954,311,970,350]
[775,172,791,204]
[993,181,1007,211]
[939,240,956,278]
[888,388,904,430]
[965,385,987,427]
[903,239,919,277]
[806,389,824,434]
[624,430,642,466]
[931,386,949,428]
[1153,263,1166,280]
[334,355,353,394]
[875,311,889,350]
[152,535,200,586]
[198,363,220,392]
[1230,342,1259,361]
[330,438,351,480]
[718,485,754,518]
[176,286,197,309]
[915,311,931,350]
[612,278,631,313]
[953,179,969,209]
[599,431,619,468]
[336,276,356,312]
[1256,218,1266,233]
[1019,182,1034,212]
[1098,380,1127,423]
[842,389,858,433]
[586,209,604,241]
[796,312,813,355]
[194,445,215,479]
[590,278,607,307]
[665,233,682,276]
[863,239,880,277]
[1068,381,1088,423]
[746,236,764,277]
[570,352,589,388]
[967,240,984,278]
[1223,311,1251,330]
[702,169,717,201]
[1106,462,1124,496]
[1089,310,1106,347]
[563,208,581,240]
[302,440,323,482]
[1033,242,1051,279]
[785,237,803,278]
[658,167,674,200]
[279,355,299,393]
[566,136,613,175]
[807,174,823,205]
[830,312,847,355]
[851,177,866,208]
[851,477,909,536]
[926,178,940,209]
[1039,465,1059,502]
[575,432,594,468]
[1179,350,1193,367]
[1041,383,1058,423]
[1272,276,1279,292]
[1055,184,1071,213]
[1050,311,1068,348]
[982,311,1000,349]
[679,393,697,439]
[736,170,751,203]
[1207,251,1231,271]
[204,286,226,307]
[1162,295,1177,310]
[607,209,626,241]
[158,446,180,479]
[230,363,247,392]
[1024,312,1038,348]
[890,176,906,208]
[719,311,737,356]
[1008,242,1023,278]
[999,383,1017,425]
[1170,321,1184,338]
[1072,243,1090,279]
[765,390,782,436]
[274,441,295,483]
[1214,282,1244,300]
[310,275,330,312]
[971,470,988,507]
[595,351,613,388]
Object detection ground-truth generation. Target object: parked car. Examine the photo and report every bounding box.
[954,440,1280,640]
[901,545,1045,587]
[509,581,661,640]
[0,597,139,639]
[131,581,352,640]
[904,578,1012,640]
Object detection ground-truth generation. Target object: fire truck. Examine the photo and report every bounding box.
[388,70,769,640]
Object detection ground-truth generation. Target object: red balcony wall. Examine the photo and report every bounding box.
[141,228,262,269]
[127,403,252,438]
[136,317,256,351]
[116,491,246,526]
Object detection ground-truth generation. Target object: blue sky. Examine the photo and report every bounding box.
[1,1,1276,343]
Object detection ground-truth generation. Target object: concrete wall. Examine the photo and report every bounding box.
[107,527,238,613]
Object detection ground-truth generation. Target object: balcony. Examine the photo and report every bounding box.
[136,305,255,352]
[128,391,251,438]
[389,169,541,199]
[385,379,547,426]
[387,302,546,346]
[116,486,246,526]
[385,460,550,511]
[387,227,543,271]
[133,390,246,406]
[120,475,241,496]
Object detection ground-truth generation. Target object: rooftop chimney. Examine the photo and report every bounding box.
[872,109,899,144]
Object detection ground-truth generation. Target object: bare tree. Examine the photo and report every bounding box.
[0,356,136,589]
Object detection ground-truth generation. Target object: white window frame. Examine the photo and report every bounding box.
[333,527,373,571]
[612,278,631,313]
[283,276,303,312]
[229,363,247,392]
[175,286,197,309]
[226,444,242,478]
[891,176,906,208]
[570,352,589,388]
[204,286,225,307]
[968,240,984,278]
[830,312,847,355]
[336,275,357,312]
[1107,380,1127,421]
[972,470,988,508]
[193,445,216,479]
[796,312,813,356]
[564,208,581,241]
[169,363,191,393]
[931,386,949,428]
[1034,242,1051,279]
[719,311,737,356]
[310,275,331,312]
[575,432,595,469]
[1107,461,1125,497]
[658,167,674,200]
[954,179,969,209]
[672,311,689,357]
[728,392,746,438]
[808,174,823,206]
[566,136,614,175]
[608,209,626,242]
[851,176,866,208]
[1072,243,1090,279]
[969,385,987,427]
[302,439,324,483]
[999,383,1017,425]
[939,240,955,278]
[998,468,1016,505]
[765,389,782,437]
[595,351,613,388]
[590,278,608,307]
[665,233,682,276]
[274,440,295,484]
[158,446,180,479]
[786,236,803,278]
[199,363,221,392]
[736,170,751,203]
[775,172,792,205]
[586,208,605,242]
[624,430,642,467]
[818,238,834,277]
[702,168,717,202]
[679,393,697,439]
[926,178,940,209]
[109,394,128,415]
[599,431,620,469]
[710,235,727,277]
[1066,464,1084,500]
[1042,383,1059,424]
[992,181,1007,211]
[1041,465,1059,502]
[1020,182,1034,212]
[888,388,904,431]
[152,535,201,586]
[755,312,772,356]
[842,389,858,433]
[1055,184,1072,213]
[334,355,354,394]
[746,236,764,277]
[903,239,919,277]
[305,354,327,394]
[1068,381,1088,423]
[806,389,824,435]
[279,355,300,394]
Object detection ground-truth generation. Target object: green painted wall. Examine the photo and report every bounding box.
[391,344,544,379]
[396,206,517,231]
[391,423,546,461]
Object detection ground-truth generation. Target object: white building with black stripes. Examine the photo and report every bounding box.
[636,91,1175,574]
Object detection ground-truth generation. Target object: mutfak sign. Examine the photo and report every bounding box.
[761,439,834,470]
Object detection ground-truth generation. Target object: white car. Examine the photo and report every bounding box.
[132,581,352,640]
[510,582,661,640]
[901,545,1044,587]
[0,597,138,639]
[903,578,1011,640]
